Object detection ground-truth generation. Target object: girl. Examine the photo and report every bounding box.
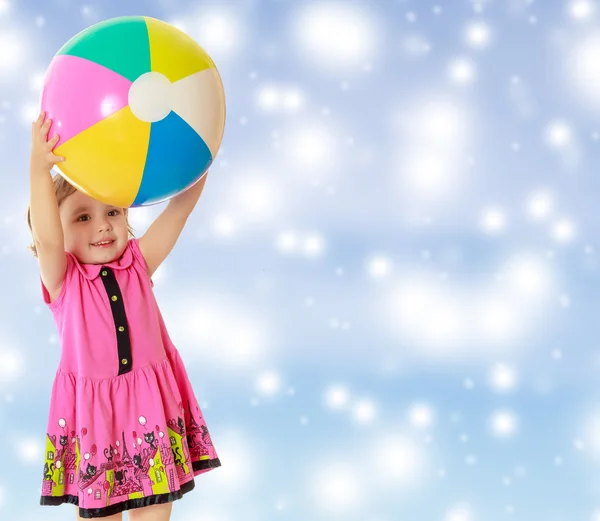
[27,112,221,520]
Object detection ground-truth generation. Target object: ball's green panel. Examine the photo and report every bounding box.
[57,16,151,82]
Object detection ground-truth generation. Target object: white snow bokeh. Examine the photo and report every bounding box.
[393,97,473,203]
[448,57,477,85]
[292,2,379,70]
[169,7,242,60]
[444,503,473,521]
[372,433,427,487]
[323,384,351,410]
[464,20,492,49]
[255,370,283,397]
[255,84,306,113]
[408,403,436,429]
[489,409,519,439]
[209,430,264,490]
[310,432,427,514]
[379,252,556,358]
[164,293,272,370]
[526,189,555,221]
[366,254,394,280]
[568,0,595,21]
[352,397,378,424]
[310,461,366,514]
[0,31,23,74]
[489,363,519,393]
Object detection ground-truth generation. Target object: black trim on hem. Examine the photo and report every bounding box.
[40,479,195,518]
[192,457,221,472]
[40,493,79,507]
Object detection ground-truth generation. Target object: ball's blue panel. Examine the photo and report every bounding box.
[133,111,213,206]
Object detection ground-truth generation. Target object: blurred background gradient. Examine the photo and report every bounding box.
[3,0,600,520]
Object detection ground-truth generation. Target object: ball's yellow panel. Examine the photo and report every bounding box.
[170,68,226,159]
[144,16,214,83]
[55,106,151,208]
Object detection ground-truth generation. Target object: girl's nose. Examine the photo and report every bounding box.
[98,221,112,232]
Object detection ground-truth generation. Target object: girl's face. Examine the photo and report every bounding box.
[59,189,129,265]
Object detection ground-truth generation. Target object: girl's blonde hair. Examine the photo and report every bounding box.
[26,173,134,258]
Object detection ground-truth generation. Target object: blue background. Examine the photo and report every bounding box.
[2,0,600,520]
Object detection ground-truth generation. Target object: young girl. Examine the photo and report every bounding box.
[27,112,221,520]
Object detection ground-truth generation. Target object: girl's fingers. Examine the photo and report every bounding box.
[40,118,52,135]
[33,113,46,130]
[48,134,59,145]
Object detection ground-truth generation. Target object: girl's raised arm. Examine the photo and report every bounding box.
[29,112,67,297]
[138,172,208,278]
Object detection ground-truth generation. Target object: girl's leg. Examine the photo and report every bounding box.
[75,506,123,520]
[128,502,173,521]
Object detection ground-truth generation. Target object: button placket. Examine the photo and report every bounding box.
[98,266,132,375]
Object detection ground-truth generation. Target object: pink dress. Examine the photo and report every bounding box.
[38,238,221,518]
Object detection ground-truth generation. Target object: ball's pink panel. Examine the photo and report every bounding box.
[41,54,132,147]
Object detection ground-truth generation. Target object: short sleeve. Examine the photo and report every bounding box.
[128,238,155,287]
[41,252,75,311]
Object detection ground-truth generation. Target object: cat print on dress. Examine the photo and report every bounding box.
[41,400,217,508]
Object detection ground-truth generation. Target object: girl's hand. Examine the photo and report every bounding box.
[30,112,65,174]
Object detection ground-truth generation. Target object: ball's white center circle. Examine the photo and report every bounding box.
[128,72,172,123]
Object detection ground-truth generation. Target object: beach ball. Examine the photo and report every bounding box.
[40,16,226,207]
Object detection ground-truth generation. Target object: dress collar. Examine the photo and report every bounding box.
[69,243,134,280]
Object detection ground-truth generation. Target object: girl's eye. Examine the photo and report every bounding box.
[108,209,120,217]
[78,215,90,222]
